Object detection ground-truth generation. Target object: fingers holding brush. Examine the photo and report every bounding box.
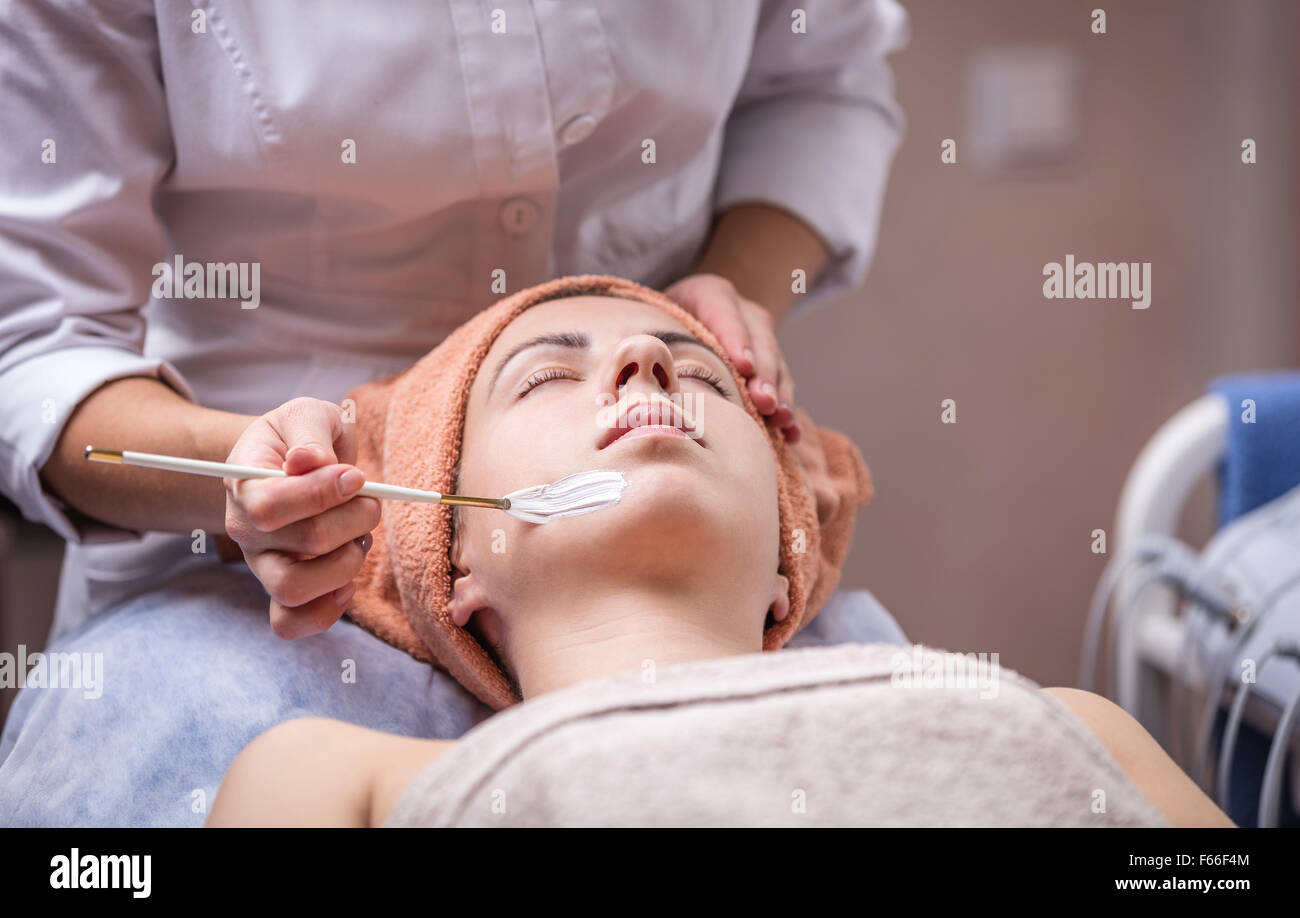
[233,463,380,543]
[232,491,381,560]
[262,537,372,639]
[223,396,381,639]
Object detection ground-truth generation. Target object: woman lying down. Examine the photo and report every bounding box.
[207,275,1231,828]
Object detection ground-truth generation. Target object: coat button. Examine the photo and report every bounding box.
[558,113,597,145]
[499,197,539,236]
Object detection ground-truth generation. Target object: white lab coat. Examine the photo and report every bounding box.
[0,0,908,640]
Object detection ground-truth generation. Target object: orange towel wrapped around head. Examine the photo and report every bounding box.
[344,274,873,711]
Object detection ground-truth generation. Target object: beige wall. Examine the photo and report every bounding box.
[782,0,1299,687]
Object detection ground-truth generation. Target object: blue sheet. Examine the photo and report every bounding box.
[0,562,907,827]
[1209,370,1300,526]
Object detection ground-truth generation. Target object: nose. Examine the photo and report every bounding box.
[604,334,680,401]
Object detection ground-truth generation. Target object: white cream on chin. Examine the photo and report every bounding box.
[503,469,628,524]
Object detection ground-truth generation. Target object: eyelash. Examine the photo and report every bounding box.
[516,365,732,399]
[517,367,577,397]
[676,365,732,398]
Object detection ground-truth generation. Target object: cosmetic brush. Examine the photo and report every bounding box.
[83,446,627,524]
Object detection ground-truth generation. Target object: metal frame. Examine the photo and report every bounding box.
[1112,394,1228,730]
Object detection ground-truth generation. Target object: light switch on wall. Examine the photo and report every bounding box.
[965,45,1081,174]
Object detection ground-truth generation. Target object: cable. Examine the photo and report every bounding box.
[1193,609,1263,791]
[1083,536,1246,791]
[1216,646,1270,808]
[1082,521,1300,817]
[1107,540,1237,705]
[1259,646,1300,828]
[1091,538,1245,787]
[1174,589,1245,781]
[1172,595,1217,767]
[1216,640,1300,818]
[1171,565,1247,788]
[1188,498,1300,793]
[1193,570,1300,791]
[1079,535,1186,693]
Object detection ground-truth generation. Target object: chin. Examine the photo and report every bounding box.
[621,460,724,523]
[523,459,773,578]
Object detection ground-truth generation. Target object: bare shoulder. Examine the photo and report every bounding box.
[1041,687,1235,828]
[206,716,454,828]
[368,733,458,827]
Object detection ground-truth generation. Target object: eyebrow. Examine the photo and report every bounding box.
[487,331,589,394]
[487,329,717,393]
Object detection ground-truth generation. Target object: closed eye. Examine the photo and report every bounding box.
[517,364,731,399]
[676,365,731,398]
[516,366,582,398]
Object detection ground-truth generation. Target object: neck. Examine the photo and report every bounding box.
[504,578,765,702]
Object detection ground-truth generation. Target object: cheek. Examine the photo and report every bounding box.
[458,419,527,503]
[734,425,783,543]
[465,392,594,490]
[456,510,530,600]
[724,412,779,486]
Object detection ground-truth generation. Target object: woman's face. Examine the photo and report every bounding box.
[450,294,785,650]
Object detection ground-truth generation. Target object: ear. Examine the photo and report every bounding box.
[448,508,478,623]
[449,521,511,670]
[768,572,790,623]
[448,568,491,629]
[448,564,513,684]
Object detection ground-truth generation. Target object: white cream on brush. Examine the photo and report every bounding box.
[502,469,628,524]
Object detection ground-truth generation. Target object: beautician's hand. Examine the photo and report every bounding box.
[223,397,381,640]
[663,273,800,442]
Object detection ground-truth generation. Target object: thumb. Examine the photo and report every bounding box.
[275,399,346,475]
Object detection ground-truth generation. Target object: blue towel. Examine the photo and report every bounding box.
[1208,370,1300,526]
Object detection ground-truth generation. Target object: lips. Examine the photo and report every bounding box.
[598,395,702,450]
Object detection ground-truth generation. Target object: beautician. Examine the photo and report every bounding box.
[0,1,907,824]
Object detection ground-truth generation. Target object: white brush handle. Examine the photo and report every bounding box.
[96,448,445,504]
